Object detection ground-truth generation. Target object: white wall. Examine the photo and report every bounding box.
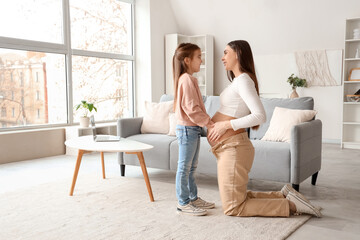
[139,0,360,142]
[134,0,151,116]
[135,0,178,116]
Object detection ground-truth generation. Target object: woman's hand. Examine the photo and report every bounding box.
[207,121,232,142]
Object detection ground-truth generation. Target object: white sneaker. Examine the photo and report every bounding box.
[286,191,322,217]
[281,184,322,210]
[191,197,215,209]
[177,203,207,216]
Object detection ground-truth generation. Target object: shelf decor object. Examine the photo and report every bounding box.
[348,68,360,81]
[341,17,360,149]
[346,94,360,102]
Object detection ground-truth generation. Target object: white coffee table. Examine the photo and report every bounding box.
[65,136,154,201]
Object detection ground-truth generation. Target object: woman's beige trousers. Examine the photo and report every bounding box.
[212,132,290,217]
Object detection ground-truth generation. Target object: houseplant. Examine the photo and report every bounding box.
[287,74,308,98]
[74,100,97,127]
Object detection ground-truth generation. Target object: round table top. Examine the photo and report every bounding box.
[65,136,153,153]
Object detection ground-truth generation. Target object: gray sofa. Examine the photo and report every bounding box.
[117,94,322,191]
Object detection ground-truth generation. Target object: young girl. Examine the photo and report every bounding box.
[173,43,215,216]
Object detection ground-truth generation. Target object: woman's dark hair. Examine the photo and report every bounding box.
[227,40,260,130]
[172,43,200,111]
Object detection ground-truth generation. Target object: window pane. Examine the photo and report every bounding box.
[0,0,63,43]
[0,49,67,129]
[72,56,132,122]
[70,0,132,55]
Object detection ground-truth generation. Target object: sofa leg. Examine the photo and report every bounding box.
[311,172,318,185]
[292,184,299,192]
[120,164,125,176]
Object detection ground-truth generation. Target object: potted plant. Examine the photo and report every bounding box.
[287,74,308,98]
[74,100,97,127]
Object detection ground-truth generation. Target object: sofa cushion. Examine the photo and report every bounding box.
[168,112,177,136]
[203,95,220,117]
[249,140,291,182]
[250,97,314,140]
[160,94,174,102]
[124,134,176,169]
[261,107,317,143]
[141,101,173,134]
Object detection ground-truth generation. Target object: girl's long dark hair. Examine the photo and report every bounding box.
[227,40,260,130]
[172,43,200,111]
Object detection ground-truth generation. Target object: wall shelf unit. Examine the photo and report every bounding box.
[165,34,213,96]
[342,17,360,149]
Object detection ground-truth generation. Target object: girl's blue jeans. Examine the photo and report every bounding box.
[175,125,201,206]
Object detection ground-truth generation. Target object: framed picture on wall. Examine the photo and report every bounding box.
[348,68,360,81]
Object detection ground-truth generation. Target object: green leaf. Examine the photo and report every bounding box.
[74,100,97,115]
[88,103,94,112]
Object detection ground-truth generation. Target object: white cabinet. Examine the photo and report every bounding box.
[165,34,213,96]
[341,17,360,149]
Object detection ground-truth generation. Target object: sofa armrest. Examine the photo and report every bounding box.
[117,117,143,138]
[290,119,322,184]
[117,117,143,165]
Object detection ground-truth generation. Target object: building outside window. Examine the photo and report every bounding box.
[0,0,134,130]
[12,107,15,117]
[20,72,24,86]
[1,107,6,117]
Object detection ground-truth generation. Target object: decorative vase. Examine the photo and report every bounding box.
[290,88,299,98]
[79,116,90,128]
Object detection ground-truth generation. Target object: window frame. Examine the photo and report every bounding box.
[0,0,135,131]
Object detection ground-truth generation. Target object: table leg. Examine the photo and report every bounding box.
[100,152,106,179]
[126,151,154,202]
[136,152,154,202]
[70,149,84,196]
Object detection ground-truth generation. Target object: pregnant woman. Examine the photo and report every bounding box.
[207,40,322,217]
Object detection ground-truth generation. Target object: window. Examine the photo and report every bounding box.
[12,108,15,118]
[0,0,134,130]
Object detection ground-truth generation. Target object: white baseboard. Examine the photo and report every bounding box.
[322,138,341,144]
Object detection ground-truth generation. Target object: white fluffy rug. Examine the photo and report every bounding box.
[0,175,310,240]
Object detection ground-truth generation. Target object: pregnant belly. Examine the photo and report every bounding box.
[208,112,245,147]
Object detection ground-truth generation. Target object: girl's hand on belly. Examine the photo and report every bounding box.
[206,125,217,147]
[208,120,231,142]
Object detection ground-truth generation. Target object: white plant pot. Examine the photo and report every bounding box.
[79,117,90,128]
